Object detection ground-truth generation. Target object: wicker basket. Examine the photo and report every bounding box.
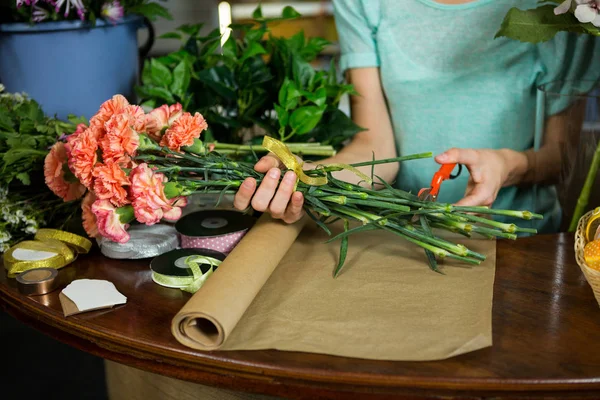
[575,210,600,307]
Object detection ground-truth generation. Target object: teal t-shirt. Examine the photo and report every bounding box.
[332,0,600,233]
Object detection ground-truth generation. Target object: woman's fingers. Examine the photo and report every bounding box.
[269,171,296,218]
[250,168,281,211]
[282,192,305,223]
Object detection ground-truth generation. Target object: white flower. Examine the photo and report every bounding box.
[25,225,37,234]
[0,243,10,253]
[0,84,4,93]
[0,230,11,243]
[54,0,86,20]
[555,0,600,27]
[32,5,50,22]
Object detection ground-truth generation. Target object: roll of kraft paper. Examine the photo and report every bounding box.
[171,213,307,350]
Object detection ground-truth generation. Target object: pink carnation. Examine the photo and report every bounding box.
[68,126,101,189]
[130,163,187,225]
[160,112,207,152]
[92,162,131,207]
[145,103,183,139]
[91,200,132,243]
[44,142,86,202]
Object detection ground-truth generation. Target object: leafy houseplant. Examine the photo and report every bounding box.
[0,85,84,251]
[0,0,171,120]
[136,6,364,156]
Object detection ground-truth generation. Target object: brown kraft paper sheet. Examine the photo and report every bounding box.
[172,213,496,361]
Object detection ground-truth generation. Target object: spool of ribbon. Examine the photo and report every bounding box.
[97,224,179,259]
[176,210,255,255]
[262,136,373,186]
[3,230,91,278]
[16,267,60,296]
[152,255,222,293]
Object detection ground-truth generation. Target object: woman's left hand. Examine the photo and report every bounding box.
[434,148,528,207]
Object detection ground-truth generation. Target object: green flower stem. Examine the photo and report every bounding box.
[470,225,517,240]
[348,152,433,167]
[569,139,600,231]
[458,213,537,234]
[453,206,542,220]
[210,142,336,157]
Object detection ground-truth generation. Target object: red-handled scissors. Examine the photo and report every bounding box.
[417,163,462,202]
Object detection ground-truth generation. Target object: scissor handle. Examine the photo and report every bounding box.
[429,163,458,197]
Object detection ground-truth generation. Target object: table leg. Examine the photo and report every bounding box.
[104,360,280,400]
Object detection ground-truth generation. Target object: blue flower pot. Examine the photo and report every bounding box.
[0,16,153,120]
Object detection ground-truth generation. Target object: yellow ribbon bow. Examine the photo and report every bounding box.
[262,136,372,186]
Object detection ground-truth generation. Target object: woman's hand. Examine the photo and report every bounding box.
[435,148,528,207]
[233,154,305,223]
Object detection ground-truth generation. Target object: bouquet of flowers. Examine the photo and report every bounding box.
[49,94,541,276]
[1,0,170,24]
[0,85,84,251]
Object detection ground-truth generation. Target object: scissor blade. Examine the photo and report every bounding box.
[418,188,433,202]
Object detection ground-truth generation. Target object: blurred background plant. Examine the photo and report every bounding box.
[136,4,363,154]
[0,85,84,250]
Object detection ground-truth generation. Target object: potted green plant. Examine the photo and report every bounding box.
[0,0,171,120]
[135,5,364,158]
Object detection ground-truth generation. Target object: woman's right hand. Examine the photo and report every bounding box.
[233,154,305,223]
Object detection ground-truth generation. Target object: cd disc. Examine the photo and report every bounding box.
[150,248,226,278]
[175,210,255,238]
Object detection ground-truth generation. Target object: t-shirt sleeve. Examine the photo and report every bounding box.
[332,0,380,73]
[537,32,600,116]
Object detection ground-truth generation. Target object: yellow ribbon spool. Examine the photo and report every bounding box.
[262,136,373,186]
[3,230,92,278]
[586,207,600,242]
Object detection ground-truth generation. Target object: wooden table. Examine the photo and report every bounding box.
[2,233,600,400]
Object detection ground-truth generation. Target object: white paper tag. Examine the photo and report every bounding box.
[12,248,58,261]
[61,279,127,312]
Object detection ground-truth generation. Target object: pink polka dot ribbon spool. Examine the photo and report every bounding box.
[175,210,256,255]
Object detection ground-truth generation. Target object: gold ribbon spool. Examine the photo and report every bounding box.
[262,136,373,186]
[3,230,91,278]
[35,229,92,254]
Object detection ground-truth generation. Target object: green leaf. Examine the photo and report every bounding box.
[240,41,267,63]
[0,112,14,132]
[274,104,289,128]
[198,67,237,100]
[282,6,301,19]
[333,220,350,278]
[177,23,203,36]
[222,36,238,60]
[278,78,302,110]
[159,32,182,40]
[292,55,315,88]
[3,148,46,165]
[129,2,172,21]
[287,31,305,52]
[302,87,327,107]
[7,135,36,149]
[289,106,325,135]
[495,5,587,43]
[135,85,176,103]
[245,28,266,43]
[141,60,153,86]
[16,172,30,185]
[420,216,442,274]
[252,5,263,19]
[150,58,173,87]
[311,108,366,148]
[170,60,191,98]
[19,120,36,135]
